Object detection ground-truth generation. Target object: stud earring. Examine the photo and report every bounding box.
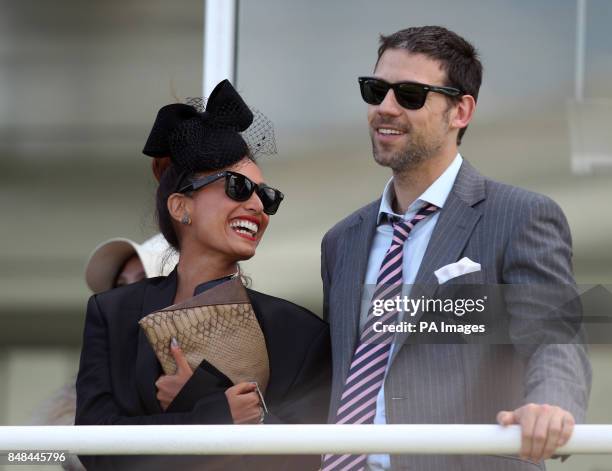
[181,214,191,225]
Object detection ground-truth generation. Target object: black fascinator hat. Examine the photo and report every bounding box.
[143,80,276,178]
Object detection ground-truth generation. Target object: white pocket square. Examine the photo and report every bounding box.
[434,257,481,284]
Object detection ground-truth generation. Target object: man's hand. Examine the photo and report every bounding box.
[155,338,194,411]
[497,404,574,462]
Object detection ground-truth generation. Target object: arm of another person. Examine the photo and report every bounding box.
[497,195,592,462]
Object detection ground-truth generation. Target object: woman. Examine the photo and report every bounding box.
[75,80,331,471]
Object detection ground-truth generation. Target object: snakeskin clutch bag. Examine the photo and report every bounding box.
[138,277,270,393]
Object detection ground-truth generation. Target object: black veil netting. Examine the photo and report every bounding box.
[142,79,277,176]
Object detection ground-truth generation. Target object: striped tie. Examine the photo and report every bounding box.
[322,204,438,471]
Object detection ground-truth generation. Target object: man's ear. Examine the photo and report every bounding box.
[451,94,476,131]
[167,193,191,224]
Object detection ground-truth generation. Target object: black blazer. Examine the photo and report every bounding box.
[75,270,331,471]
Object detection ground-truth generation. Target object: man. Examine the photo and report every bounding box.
[321,26,590,470]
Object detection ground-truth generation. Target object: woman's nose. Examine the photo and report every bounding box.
[244,190,265,213]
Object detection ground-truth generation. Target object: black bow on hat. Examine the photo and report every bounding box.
[143,80,254,174]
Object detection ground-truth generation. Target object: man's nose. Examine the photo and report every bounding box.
[377,89,403,116]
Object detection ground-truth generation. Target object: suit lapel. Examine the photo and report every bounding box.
[390,160,486,364]
[413,193,483,296]
[135,269,178,413]
[332,201,380,382]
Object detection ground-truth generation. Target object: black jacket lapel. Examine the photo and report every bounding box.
[135,269,178,413]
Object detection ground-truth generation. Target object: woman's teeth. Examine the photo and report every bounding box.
[230,219,259,236]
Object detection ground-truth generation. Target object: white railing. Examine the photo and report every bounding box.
[1,425,612,455]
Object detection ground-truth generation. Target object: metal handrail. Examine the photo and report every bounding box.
[1,425,611,455]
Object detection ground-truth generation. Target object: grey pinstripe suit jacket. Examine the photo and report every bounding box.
[321,160,591,471]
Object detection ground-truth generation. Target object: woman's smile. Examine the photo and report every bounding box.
[229,215,261,241]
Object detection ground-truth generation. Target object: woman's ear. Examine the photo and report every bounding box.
[167,193,191,225]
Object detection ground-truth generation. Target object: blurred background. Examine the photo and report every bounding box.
[1,0,611,469]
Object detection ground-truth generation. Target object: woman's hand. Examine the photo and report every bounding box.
[225,382,262,424]
[155,338,193,411]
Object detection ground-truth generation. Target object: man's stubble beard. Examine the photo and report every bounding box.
[370,110,450,174]
[371,131,439,173]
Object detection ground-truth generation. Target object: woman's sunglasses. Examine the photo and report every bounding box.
[358,76,462,110]
[178,171,284,215]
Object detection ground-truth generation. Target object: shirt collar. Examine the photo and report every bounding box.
[193,273,238,296]
[377,153,463,224]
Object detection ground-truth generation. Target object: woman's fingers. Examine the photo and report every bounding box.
[153,339,192,410]
[155,385,171,411]
[225,386,262,424]
[233,390,260,406]
[230,382,258,395]
[234,404,262,424]
[169,338,192,375]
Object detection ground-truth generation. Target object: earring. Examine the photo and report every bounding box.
[181,214,191,225]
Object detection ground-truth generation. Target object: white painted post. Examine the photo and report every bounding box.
[203,0,238,97]
[575,0,586,102]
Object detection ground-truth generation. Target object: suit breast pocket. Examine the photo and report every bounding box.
[445,268,484,285]
[436,268,485,304]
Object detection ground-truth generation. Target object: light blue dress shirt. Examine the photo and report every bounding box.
[362,154,463,471]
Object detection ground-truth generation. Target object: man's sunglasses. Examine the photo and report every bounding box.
[358,77,462,110]
[178,171,284,215]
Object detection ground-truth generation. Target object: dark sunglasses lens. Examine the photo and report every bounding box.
[226,174,254,201]
[395,83,427,109]
[258,187,283,215]
[361,79,389,105]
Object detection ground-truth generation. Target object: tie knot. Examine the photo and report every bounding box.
[391,204,439,243]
